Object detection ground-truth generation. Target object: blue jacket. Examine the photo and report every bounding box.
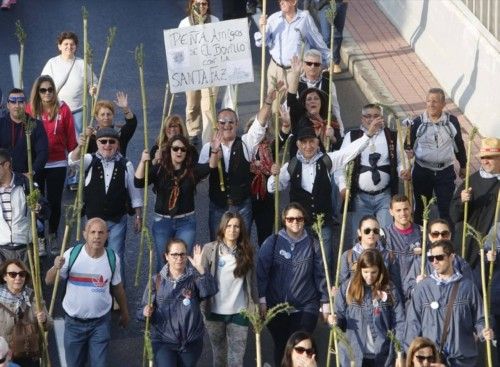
[383,223,422,281]
[257,229,328,314]
[404,274,485,363]
[0,115,48,175]
[335,281,405,367]
[139,264,217,350]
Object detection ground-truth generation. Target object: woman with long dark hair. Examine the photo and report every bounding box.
[26,75,77,255]
[135,135,208,272]
[333,248,405,367]
[257,202,329,366]
[201,211,257,367]
[281,331,318,367]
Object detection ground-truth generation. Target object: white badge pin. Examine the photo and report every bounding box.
[279,250,291,259]
[430,301,439,310]
[372,299,379,308]
[183,298,191,306]
[218,259,225,267]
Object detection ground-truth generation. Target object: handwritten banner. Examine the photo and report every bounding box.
[164,18,254,93]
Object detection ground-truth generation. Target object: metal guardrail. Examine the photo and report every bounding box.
[462,0,499,40]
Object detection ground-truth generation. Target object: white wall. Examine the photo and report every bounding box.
[375,0,500,138]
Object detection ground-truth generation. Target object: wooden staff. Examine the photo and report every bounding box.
[167,93,176,117]
[387,330,404,366]
[134,44,150,287]
[461,126,478,258]
[467,224,493,367]
[488,191,500,316]
[22,114,51,366]
[75,6,89,241]
[209,91,225,192]
[259,0,267,108]
[324,2,337,152]
[15,20,26,89]
[273,109,280,233]
[160,82,169,129]
[142,230,154,367]
[241,303,291,367]
[420,196,436,276]
[396,117,411,206]
[92,27,117,118]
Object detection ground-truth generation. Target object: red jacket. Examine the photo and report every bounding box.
[26,101,77,164]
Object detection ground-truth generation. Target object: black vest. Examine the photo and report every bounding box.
[297,75,330,98]
[289,157,333,225]
[84,156,129,222]
[209,138,251,208]
[349,128,398,210]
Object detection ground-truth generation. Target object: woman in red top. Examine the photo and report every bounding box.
[27,75,77,255]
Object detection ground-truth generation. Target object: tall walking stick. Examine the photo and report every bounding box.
[488,191,500,315]
[75,6,89,241]
[461,126,478,258]
[209,91,225,192]
[160,82,169,131]
[467,224,493,367]
[22,113,51,366]
[15,20,26,89]
[324,1,337,152]
[241,303,291,367]
[93,27,117,110]
[420,196,436,276]
[142,230,155,367]
[259,0,267,108]
[134,44,150,287]
[396,117,410,202]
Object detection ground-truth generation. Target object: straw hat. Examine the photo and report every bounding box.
[478,137,500,158]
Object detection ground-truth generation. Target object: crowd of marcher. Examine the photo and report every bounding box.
[0,0,499,367]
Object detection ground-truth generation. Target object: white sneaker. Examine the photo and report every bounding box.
[38,238,47,257]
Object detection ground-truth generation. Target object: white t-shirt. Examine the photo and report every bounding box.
[60,245,121,319]
[212,253,246,314]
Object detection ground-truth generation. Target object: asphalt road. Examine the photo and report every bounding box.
[0,1,370,366]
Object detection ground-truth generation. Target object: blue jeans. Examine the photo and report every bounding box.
[307,223,334,274]
[318,2,348,64]
[152,212,196,272]
[105,216,127,284]
[350,189,392,241]
[64,312,111,367]
[208,198,252,241]
[72,109,83,137]
[152,338,203,367]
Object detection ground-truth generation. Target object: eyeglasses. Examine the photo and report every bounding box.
[427,254,447,262]
[293,346,315,357]
[7,96,25,104]
[362,114,381,119]
[6,271,28,279]
[217,119,236,125]
[362,228,380,235]
[169,252,187,259]
[415,355,435,362]
[171,146,187,153]
[430,230,450,239]
[285,217,304,223]
[39,87,54,94]
[97,139,117,145]
[304,61,321,67]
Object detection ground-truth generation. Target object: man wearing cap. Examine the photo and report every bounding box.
[268,120,381,270]
[0,88,48,178]
[336,103,411,245]
[68,127,142,282]
[0,336,20,367]
[451,137,500,264]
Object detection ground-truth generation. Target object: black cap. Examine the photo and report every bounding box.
[296,126,318,141]
[96,127,119,140]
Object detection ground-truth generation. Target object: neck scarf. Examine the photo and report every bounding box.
[95,151,122,163]
[0,284,32,315]
[250,141,274,200]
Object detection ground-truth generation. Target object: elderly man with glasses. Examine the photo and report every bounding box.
[68,127,142,284]
[404,239,494,367]
[0,88,48,178]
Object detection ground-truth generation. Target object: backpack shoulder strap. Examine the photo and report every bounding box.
[439,281,460,354]
[348,249,357,272]
[287,157,299,177]
[105,248,117,279]
[68,243,85,273]
[321,153,332,172]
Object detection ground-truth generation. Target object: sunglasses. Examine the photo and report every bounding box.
[39,87,54,94]
[169,252,187,259]
[97,139,117,145]
[285,217,304,223]
[171,146,187,153]
[362,228,380,235]
[293,346,315,357]
[217,120,236,125]
[6,271,28,279]
[8,96,25,104]
[304,61,321,67]
[415,355,435,362]
[427,254,447,262]
[430,230,450,238]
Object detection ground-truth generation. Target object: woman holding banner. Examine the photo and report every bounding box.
[179,0,219,146]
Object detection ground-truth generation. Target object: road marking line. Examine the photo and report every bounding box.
[54,317,67,367]
[9,54,20,88]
